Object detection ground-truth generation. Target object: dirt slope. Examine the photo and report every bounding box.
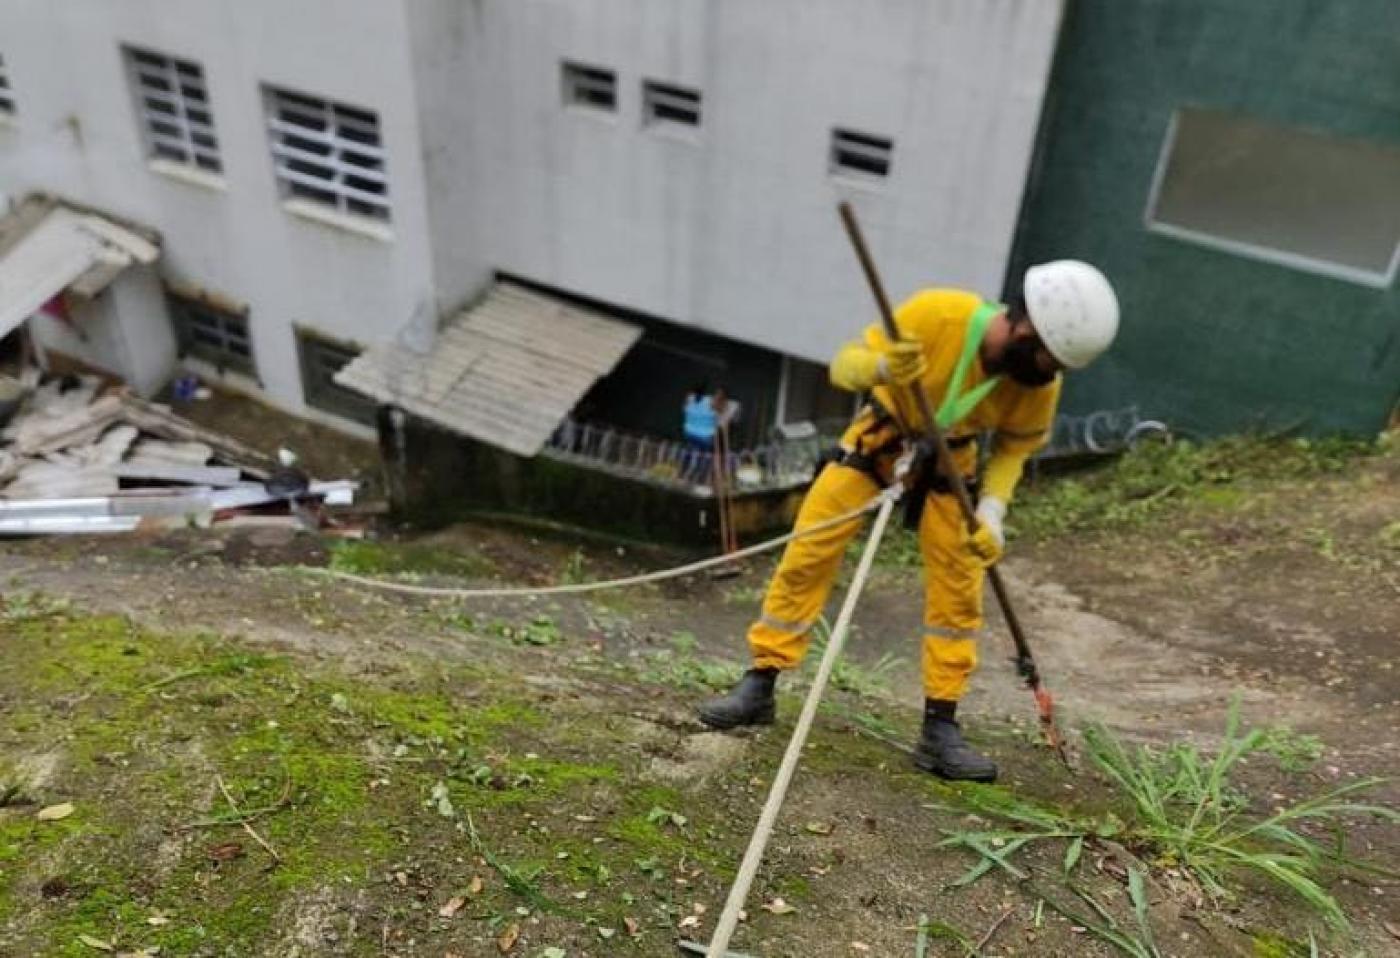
[1,434,1396,957]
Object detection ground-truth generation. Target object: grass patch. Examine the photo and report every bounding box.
[929,704,1396,945]
[804,617,903,698]
[327,538,494,579]
[869,433,1380,566]
[636,631,744,692]
[1081,707,1396,928]
[1011,434,1374,542]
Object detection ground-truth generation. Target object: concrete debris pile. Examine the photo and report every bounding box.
[0,374,357,535]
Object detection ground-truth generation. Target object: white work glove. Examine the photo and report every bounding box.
[974,496,1007,549]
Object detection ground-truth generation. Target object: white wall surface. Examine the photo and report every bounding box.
[31,265,174,397]
[0,0,1061,422]
[407,0,1064,364]
[0,0,437,416]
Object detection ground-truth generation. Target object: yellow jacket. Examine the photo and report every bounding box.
[836,288,1059,503]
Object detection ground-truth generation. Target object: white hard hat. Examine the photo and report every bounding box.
[1023,261,1120,369]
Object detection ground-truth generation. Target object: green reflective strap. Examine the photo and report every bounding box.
[935,301,1003,430]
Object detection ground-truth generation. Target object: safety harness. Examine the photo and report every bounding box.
[839,301,1004,528]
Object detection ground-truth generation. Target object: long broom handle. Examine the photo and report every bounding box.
[704,490,900,958]
[835,202,1038,677]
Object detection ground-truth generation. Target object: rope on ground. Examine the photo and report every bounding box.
[703,484,901,957]
[311,486,899,600]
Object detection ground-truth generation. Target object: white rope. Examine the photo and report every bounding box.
[704,488,900,957]
[312,486,899,600]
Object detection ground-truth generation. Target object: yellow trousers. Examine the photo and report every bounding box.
[747,463,985,701]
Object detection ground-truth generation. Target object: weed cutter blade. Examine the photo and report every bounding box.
[1033,685,1073,771]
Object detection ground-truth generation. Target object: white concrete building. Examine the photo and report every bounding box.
[0,0,1062,448]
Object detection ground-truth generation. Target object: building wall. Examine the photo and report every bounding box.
[0,0,438,421]
[403,0,1064,366]
[0,0,1063,436]
[1010,0,1400,436]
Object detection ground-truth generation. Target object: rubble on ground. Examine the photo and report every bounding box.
[0,373,357,535]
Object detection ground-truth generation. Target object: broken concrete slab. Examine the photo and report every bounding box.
[125,439,215,468]
[111,463,242,486]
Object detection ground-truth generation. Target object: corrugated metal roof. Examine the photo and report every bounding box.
[335,282,642,457]
[0,200,160,338]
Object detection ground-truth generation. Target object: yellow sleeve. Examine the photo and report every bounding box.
[862,288,980,350]
[981,378,1061,503]
[828,341,881,392]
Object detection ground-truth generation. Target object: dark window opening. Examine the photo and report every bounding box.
[168,291,254,377]
[643,80,701,128]
[296,330,376,425]
[562,61,617,112]
[831,127,893,179]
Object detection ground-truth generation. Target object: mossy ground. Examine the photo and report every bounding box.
[0,601,746,956]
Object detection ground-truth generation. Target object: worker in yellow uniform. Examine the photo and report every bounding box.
[698,262,1120,782]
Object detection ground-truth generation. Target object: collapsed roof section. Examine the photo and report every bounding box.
[0,195,161,340]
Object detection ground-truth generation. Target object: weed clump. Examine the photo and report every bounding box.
[1012,434,1375,541]
[327,539,493,579]
[932,703,1396,945]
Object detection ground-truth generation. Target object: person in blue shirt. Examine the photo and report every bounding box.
[683,383,717,450]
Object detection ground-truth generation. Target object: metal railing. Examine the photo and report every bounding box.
[544,406,1165,496]
[545,418,826,495]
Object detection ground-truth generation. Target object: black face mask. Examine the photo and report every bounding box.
[995,336,1058,388]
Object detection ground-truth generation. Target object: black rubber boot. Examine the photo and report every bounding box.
[913,699,998,783]
[696,668,777,730]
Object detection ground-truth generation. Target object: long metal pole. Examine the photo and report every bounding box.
[703,490,900,958]
[836,201,1067,762]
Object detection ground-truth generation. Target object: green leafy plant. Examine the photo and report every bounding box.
[1035,876,1162,958]
[637,648,742,692]
[806,616,904,697]
[913,913,977,957]
[1080,706,1397,927]
[327,539,492,579]
[634,631,742,691]
[558,549,589,585]
[466,812,556,913]
[491,615,563,646]
[1,592,71,622]
[934,704,1396,932]
[645,806,688,828]
[1257,727,1325,772]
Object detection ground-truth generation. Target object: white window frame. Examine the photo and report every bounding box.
[1144,110,1400,289]
[642,79,701,130]
[124,46,221,174]
[830,127,894,182]
[0,53,16,116]
[561,61,617,113]
[264,85,391,223]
